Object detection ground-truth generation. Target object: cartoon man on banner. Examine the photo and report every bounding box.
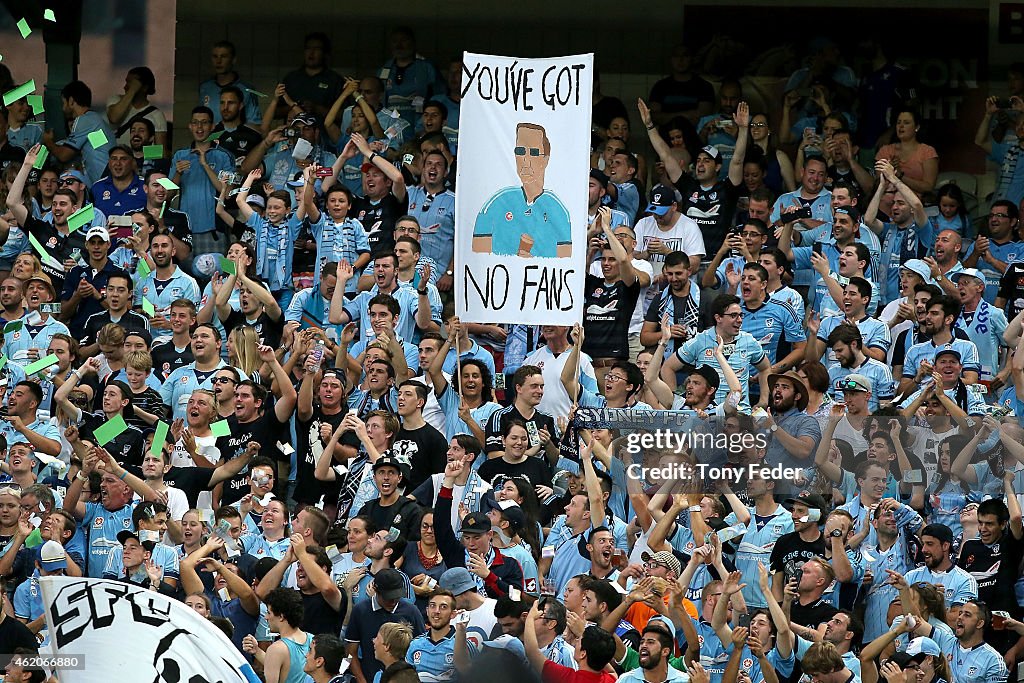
[472,123,572,258]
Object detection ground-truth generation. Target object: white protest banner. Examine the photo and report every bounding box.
[40,576,260,682]
[456,52,592,325]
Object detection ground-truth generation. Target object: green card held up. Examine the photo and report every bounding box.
[24,353,59,376]
[151,421,169,457]
[207,131,223,142]
[136,259,151,278]
[248,89,268,98]
[16,19,30,39]
[67,204,95,233]
[27,94,43,115]
[143,145,163,160]
[210,420,231,437]
[219,257,236,275]
[156,178,179,191]
[27,232,50,261]
[3,320,22,333]
[93,414,129,447]
[32,146,48,169]
[87,130,108,149]
[3,80,34,107]
[43,9,56,21]
[0,355,8,373]
[141,298,155,316]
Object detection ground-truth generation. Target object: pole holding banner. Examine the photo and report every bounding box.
[455,53,593,326]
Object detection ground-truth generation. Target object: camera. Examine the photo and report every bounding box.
[283,128,299,139]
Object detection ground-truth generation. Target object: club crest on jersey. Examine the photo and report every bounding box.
[47,237,58,248]
[743,659,754,669]
[505,212,514,221]
[93,517,104,528]
[409,203,417,210]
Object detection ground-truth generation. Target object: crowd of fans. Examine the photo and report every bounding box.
[0,24,1024,683]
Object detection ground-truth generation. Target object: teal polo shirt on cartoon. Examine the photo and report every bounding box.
[473,122,573,259]
[473,187,571,257]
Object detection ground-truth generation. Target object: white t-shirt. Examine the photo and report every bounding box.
[633,214,706,276]
[523,345,597,420]
[171,434,221,509]
[588,258,654,335]
[416,372,449,434]
[105,97,168,145]
[464,598,499,651]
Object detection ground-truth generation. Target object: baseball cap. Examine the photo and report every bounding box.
[951,268,985,285]
[905,637,941,660]
[116,529,157,552]
[888,652,916,669]
[460,512,492,535]
[699,145,722,163]
[641,550,682,577]
[439,567,478,595]
[373,568,407,601]
[590,168,610,190]
[934,348,962,363]
[498,505,526,536]
[39,540,67,572]
[85,225,111,243]
[834,206,860,223]
[286,172,305,188]
[125,328,153,348]
[59,169,87,184]
[292,112,317,127]
[837,373,872,393]
[372,456,406,477]
[899,259,932,283]
[784,492,829,512]
[920,523,954,546]
[481,634,527,660]
[646,615,677,641]
[645,184,677,216]
[246,194,266,209]
[691,365,721,391]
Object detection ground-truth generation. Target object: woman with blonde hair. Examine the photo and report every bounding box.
[228,325,263,385]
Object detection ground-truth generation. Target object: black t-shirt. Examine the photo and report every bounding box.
[958,531,1024,615]
[160,465,218,508]
[672,176,741,257]
[360,496,424,541]
[477,456,554,489]
[483,405,557,456]
[213,124,264,170]
[81,309,150,346]
[151,339,194,381]
[294,407,357,505]
[351,193,407,258]
[0,613,38,654]
[998,262,1024,320]
[161,207,194,252]
[22,215,87,293]
[215,410,289,505]
[129,387,169,428]
[789,596,839,629]
[301,590,345,638]
[583,274,641,360]
[769,530,827,579]
[80,410,145,467]
[393,423,449,493]
[223,310,282,349]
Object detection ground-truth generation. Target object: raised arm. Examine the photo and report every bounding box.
[235,169,261,222]
[863,172,887,235]
[639,98,682,184]
[727,102,750,187]
[602,209,637,285]
[561,322,584,404]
